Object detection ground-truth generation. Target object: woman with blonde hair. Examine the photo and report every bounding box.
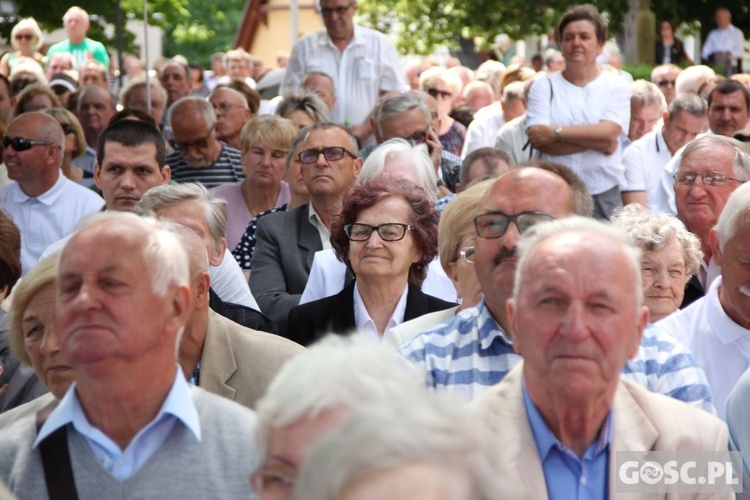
[0,18,44,76]
[43,108,88,183]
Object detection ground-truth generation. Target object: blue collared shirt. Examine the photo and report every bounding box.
[400,300,715,413]
[35,367,201,482]
[523,385,612,500]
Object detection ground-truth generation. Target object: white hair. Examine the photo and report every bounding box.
[512,216,643,306]
[294,390,502,500]
[357,138,438,203]
[716,181,750,250]
[254,335,426,463]
[679,135,750,181]
[70,211,189,297]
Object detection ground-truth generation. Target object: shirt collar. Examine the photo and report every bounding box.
[522,383,612,461]
[34,366,201,448]
[9,171,66,205]
[709,276,750,345]
[476,298,513,350]
[320,23,363,48]
[353,281,409,341]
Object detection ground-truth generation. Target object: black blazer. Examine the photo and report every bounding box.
[680,274,704,309]
[655,37,689,66]
[286,281,457,346]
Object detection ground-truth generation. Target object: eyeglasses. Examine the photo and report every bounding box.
[212,102,248,113]
[60,123,75,135]
[459,246,475,264]
[298,146,357,164]
[3,136,54,151]
[344,223,415,242]
[673,170,744,187]
[427,88,453,100]
[473,211,555,239]
[169,124,215,151]
[320,2,354,16]
[15,33,33,41]
[657,80,676,88]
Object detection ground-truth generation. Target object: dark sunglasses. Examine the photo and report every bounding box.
[3,136,54,151]
[60,123,75,135]
[427,87,453,100]
[15,33,33,41]
[298,146,357,164]
[657,80,676,88]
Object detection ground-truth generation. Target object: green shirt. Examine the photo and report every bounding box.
[46,37,110,69]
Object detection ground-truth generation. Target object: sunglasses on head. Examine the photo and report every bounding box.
[3,136,54,151]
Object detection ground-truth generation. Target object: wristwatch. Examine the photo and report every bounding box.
[555,126,563,142]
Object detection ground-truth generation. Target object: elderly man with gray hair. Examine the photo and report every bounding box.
[473,216,729,497]
[0,212,260,498]
[658,181,750,418]
[252,335,427,498]
[165,96,244,188]
[622,80,667,151]
[294,383,502,499]
[621,92,708,209]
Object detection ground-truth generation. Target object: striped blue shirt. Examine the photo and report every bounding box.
[399,299,715,414]
[166,143,245,188]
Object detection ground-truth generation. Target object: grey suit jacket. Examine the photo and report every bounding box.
[199,310,304,410]
[472,363,731,499]
[249,204,322,335]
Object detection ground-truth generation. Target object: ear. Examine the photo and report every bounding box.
[709,227,722,265]
[629,305,649,359]
[195,271,211,309]
[209,238,227,267]
[94,163,102,189]
[167,283,192,335]
[455,182,463,193]
[661,110,669,124]
[161,165,172,184]
[506,298,522,355]
[352,156,363,179]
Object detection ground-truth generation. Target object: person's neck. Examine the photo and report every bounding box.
[223,133,242,151]
[74,361,176,450]
[526,374,613,457]
[485,297,510,333]
[61,155,84,183]
[68,34,85,45]
[84,129,100,150]
[331,32,354,53]
[178,310,208,381]
[356,278,409,335]
[310,196,341,230]
[662,34,674,44]
[562,65,601,87]
[243,180,279,216]
[20,169,59,198]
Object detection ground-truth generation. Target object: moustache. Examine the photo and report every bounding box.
[492,246,517,266]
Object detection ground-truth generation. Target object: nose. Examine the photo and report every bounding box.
[365,230,384,248]
[651,268,670,289]
[119,170,136,189]
[39,325,61,356]
[559,302,589,343]
[261,151,274,165]
[502,220,523,248]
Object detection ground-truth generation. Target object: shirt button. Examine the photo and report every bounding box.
[580,476,587,485]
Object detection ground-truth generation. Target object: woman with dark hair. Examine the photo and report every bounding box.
[287,179,456,346]
[655,20,692,66]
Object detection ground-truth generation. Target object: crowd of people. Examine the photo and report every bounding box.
[1,1,750,498]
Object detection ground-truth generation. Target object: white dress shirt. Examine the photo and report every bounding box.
[656,277,750,419]
[353,282,408,343]
[0,173,104,274]
[282,24,406,130]
[702,24,745,60]
[461,102,505,159]
[621,127,674,211]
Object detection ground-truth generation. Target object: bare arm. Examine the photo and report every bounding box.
[622,191,647,207]
[528,121,621,155]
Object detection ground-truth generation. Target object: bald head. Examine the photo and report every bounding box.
[13,112,65,149]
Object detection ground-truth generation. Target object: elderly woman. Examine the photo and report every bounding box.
[13,83,62,117]
[0,18,44,76]
[43,107,87,183]
[212,115,297,252]
[419,66,466,156]
[275,90,330,129]
[612,204,702,322]
[287,179,456,346]
[384,179,493,348]
[3,255,64,419]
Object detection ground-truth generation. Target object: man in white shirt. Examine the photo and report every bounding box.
[461,80,527,158]
[702,7,745,76]
[621,92,707,208]
[621,80,665,151]
[657,182,750,418]
[0,112,103,274]
[282,0,406,146]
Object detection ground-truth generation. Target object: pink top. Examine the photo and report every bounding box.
[212,181,291,251]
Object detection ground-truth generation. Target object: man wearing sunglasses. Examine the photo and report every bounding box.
[400,163,713,413]
[165,96,244,188]
[281,0,406,147]
[0,112,103,274]
[250,123,362,334]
